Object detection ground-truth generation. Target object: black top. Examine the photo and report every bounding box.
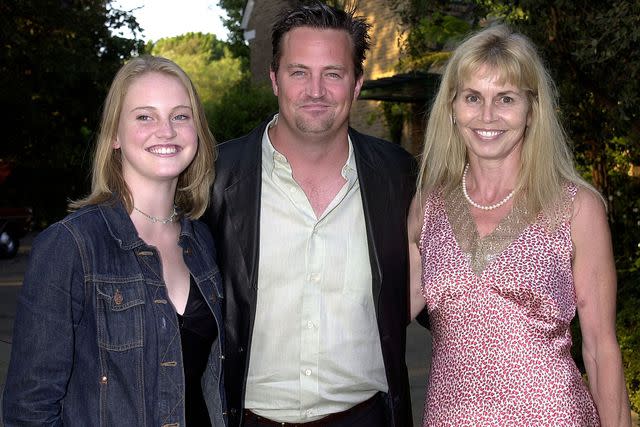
[177,276,218,426]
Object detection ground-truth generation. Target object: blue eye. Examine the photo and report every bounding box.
[466,94,480,103]
[173,114,189,121]
[136,115,152,121]
[500,96,514,104]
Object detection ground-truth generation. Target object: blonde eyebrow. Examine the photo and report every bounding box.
[460,88,523,97]
[129,105,192,113]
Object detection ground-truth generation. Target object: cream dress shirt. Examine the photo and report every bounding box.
[244,115,388,422]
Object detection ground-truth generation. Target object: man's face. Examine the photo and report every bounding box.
[270,27,363,138]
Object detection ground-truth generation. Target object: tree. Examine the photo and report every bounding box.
[148,32,246,106]
[217,0,250,60]
[0,0,144,224]
[206,78,278,142]
[504,1,640,195]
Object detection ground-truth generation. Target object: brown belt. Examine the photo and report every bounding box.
[242,392,382,426]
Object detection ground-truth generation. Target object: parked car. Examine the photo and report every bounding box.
[0,207,32,258]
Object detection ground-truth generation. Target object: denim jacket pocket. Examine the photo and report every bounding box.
[96,281,145,351]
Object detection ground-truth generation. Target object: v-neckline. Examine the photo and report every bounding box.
[443,186,530,277]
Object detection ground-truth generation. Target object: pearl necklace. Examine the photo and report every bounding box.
[133,205,178,224]
[461,164,515,210]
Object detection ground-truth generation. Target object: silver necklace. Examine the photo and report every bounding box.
[462,164,515,211]
[133,205,178,224]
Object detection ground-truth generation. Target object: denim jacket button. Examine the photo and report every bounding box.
[114,289,123,305]
[100,375,108,384]
[209,294,217,304]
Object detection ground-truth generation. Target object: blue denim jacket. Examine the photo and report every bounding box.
[2,200,226,426]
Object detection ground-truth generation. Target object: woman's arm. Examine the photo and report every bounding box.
[408,194,427,321]
[572,188,631,427]
[2,223,84,426]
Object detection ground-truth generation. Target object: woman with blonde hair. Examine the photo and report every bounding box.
[3,55,226,426]
[409,24,630,425]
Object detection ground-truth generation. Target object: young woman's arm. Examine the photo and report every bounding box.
[2,223,84,426]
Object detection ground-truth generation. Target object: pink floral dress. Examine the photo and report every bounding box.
[419,184,600,426]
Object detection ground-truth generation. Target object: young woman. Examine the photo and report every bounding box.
[3,56,225,426]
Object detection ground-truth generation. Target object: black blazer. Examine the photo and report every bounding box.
[205,117,418,427]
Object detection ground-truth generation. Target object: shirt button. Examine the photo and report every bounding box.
[304,369,312,376]
[307,321,314,329]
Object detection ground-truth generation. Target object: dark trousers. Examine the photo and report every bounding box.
[242,392,387,427]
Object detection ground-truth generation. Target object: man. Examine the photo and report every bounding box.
[206,2,417,426]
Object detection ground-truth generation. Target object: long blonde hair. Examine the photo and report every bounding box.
[417,24,595,218]
[70,55,216,219]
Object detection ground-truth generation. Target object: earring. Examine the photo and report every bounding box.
[452,114,457,125]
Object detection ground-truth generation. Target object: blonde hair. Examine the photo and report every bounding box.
[70,55,216,219]
[417,24,596,218]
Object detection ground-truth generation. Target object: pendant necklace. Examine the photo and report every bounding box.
[133,205,178,224]
[462,164,515,211]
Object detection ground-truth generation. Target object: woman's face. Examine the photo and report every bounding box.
[113,72,198,189]
[452,65,531,165]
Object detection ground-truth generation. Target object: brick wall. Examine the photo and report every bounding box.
[245,0,294,83]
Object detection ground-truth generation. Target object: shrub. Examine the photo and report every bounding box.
[618,271,640,413]
[205,79,278,143]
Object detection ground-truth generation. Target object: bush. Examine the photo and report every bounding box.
[618,271,640,413]
[205,79,278,143]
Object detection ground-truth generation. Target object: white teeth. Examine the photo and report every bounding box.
[148,146,178,155]
[476,130,502,138]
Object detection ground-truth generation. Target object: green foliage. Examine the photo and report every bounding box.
[206,79,278,142]
[506,0,640,194]
[408,13,471,54]
[376,102,408,145]
[147,33,246,106]
[216,0,250,61]
[0,0,144,224]
[400,15,468,72]
[618,270,640,413]
[149,32,228,61]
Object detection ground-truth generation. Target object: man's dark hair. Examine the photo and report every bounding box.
[270,1,371,78]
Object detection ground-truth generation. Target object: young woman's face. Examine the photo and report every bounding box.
[114,72,198,188]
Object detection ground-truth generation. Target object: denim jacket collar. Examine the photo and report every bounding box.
[97,198,197,250]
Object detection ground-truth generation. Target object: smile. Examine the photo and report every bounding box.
[474,129,505,139]
[147,145,180,155]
